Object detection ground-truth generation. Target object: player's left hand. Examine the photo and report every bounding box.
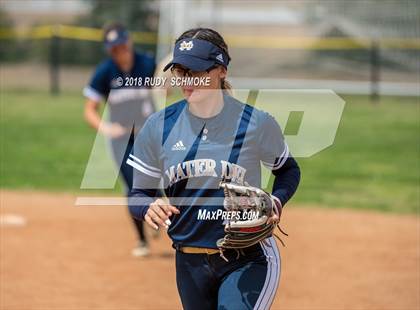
[267,212,279,225]
[267,196,281,225]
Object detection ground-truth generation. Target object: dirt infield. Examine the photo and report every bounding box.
[1,190,419,310]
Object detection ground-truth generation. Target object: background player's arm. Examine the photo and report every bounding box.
[84,98,102,130]
[84,98,127,138]
[83,62,128,138]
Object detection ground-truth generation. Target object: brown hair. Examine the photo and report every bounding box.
[176,28,233,94]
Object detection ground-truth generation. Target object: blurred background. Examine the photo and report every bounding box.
[1,0,419,95]
[0,1,419,309]
[1,0,418,211]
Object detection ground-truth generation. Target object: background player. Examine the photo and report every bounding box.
[127,28,301,309]
[83,22,156,257]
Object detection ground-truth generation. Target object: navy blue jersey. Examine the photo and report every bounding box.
[83,51,156,131]
[128,94,290,249]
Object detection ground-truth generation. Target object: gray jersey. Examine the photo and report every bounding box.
[127,93,289,248]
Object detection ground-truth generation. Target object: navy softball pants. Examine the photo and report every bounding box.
[175,237,281,310]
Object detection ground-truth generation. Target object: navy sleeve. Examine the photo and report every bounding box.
[127,116,161,179]
[258,111,300,206]
[128,188,157,220]
[143,53,156,78]
[271,156,301,206]
[126,115,162,220]
[149,57,156,78]
[83,61,110,102]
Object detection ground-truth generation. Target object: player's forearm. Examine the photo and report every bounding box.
[271,156,301,206]
[128,188,158,220]
[84,100,102,130]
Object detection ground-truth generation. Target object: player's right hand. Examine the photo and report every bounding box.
[145,198,180,230]
[100,122,127,138]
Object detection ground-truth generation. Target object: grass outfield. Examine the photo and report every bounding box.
[0,89,419,213]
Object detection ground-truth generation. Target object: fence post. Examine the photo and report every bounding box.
[49,25,60,95]
[370,39,380,103]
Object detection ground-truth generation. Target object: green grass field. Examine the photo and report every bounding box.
[0,89,419,213]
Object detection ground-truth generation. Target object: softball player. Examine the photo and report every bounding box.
[128,28,300,309]
[83,23,156,257]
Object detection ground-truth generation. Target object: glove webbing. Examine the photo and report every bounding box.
[217,224,288,262]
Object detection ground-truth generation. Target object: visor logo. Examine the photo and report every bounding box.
[179,40,194,51]
[216,53,224,63]
[106,30,118,42]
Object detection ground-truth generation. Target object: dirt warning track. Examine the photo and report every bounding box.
[1,190,418,310]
